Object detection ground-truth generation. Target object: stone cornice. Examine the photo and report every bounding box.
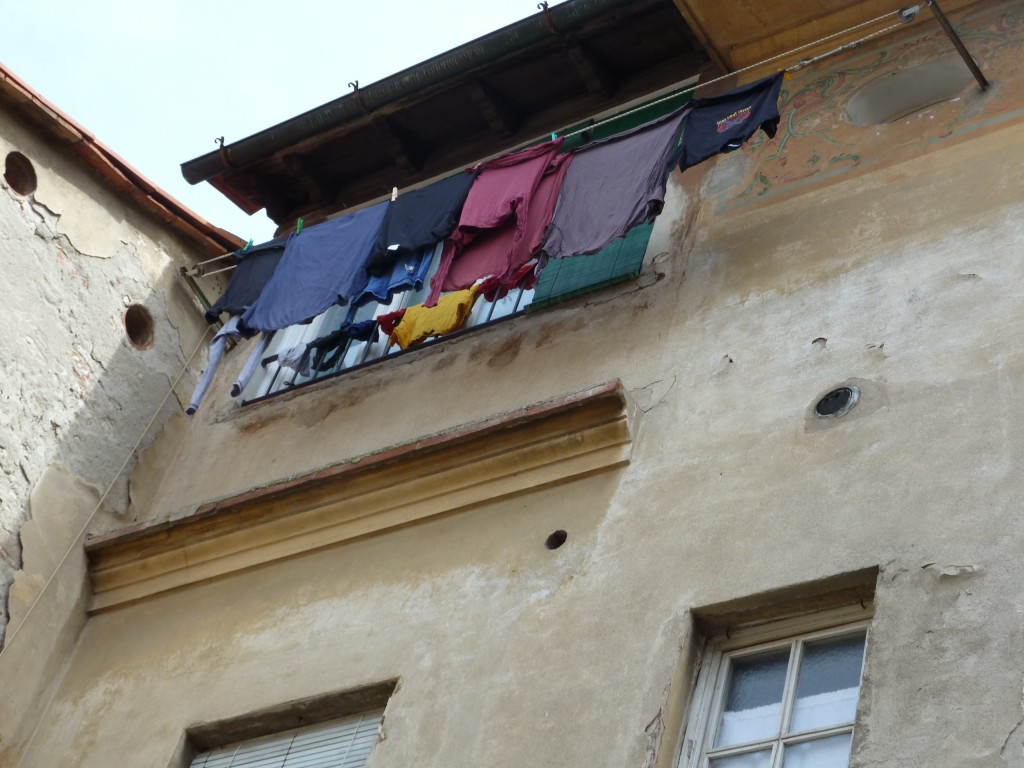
[86,381,637,612]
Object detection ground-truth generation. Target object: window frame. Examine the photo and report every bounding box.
[678,605,872,768]
[188,706,385,768]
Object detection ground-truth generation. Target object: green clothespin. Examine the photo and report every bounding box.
[243,238,253,251]
[296,217,304,234]
[551,132,558,141]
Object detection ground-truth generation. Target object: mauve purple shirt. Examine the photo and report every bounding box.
[541,109,687,260]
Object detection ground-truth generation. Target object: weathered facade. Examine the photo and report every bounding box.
[0,64,241,757]
[3,0,1024,766]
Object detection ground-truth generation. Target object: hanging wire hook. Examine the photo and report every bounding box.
[537,1,558,34]
[215,136,237,168]
[349,80,369,113]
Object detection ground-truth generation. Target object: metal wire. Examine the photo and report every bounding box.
[560,7,915,139]
[789,22,905,70]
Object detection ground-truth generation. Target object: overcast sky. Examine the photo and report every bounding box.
[3,0,559,244]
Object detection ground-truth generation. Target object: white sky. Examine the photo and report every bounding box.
[3,0,559,244]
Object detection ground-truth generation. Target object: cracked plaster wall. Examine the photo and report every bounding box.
[0,102,213,756]
[12,4,1024,766]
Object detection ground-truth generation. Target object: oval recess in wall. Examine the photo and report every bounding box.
[845,56,974,125]
[125,304,155,349]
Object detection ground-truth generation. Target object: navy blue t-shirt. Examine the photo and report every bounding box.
[204,236,288,323]
[676,72,784,171]
[365,171,476,278]
[240,202,389,334]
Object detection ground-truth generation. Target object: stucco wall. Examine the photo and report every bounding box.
[0,102,216,757]
[9,3,1024,766]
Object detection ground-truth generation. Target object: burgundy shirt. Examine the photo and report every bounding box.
[427,139,564,305]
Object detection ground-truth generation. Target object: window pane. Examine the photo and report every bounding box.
[709,749,773,768]
[789,632,866,733]
[782,733,853,768]
[714,648,790,747]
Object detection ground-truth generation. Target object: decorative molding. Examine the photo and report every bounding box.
[86,381,637,612]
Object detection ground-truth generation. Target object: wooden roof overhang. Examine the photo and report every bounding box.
[180,0,711,228]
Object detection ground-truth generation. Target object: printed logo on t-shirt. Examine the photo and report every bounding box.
[716,106,752,133]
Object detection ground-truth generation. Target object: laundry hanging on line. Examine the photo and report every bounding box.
[389,285,480,350]
[674,72,784,172]
[366,171,476,278]
[277,319,380,378]
[443,151,573,301]
[187,315,244,415]
[191,73,786,406]
[187,315,276,415]
[204,236,288,324]
[231,332,275,398]
[541,107,688,261]
[240,200,390,334]
[426,139,564,307]
[351,242,437,309]
[307,320,378,373]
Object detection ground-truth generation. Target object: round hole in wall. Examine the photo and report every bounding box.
[545,530,568,550]
[4,152,37,196]
[124,304,155,349]
[815,386,860,418]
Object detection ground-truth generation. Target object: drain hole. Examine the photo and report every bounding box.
[815,386,859,418]
[545,530,567,550]
[125,304,155,349]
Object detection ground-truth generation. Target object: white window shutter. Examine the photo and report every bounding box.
[190,708,384,768]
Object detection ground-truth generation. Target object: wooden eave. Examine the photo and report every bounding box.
[0,63,243,258]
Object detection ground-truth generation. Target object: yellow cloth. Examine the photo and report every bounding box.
[390,285,480,350]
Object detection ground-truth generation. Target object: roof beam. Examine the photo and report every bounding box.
[671,0,730,72]
[371,115,426,174]
[467,79,521,138]
[281,152,336,211]
[564,38,617,97]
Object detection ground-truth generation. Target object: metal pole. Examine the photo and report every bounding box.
[926,0,989,90]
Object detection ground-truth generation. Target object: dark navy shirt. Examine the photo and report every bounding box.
[204,236,288,323]
[676,72,784,171]
[365,171,476,277]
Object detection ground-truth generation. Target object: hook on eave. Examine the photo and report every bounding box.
[537,2,559,35]
[349,80,369,113]
[215,136,238,169]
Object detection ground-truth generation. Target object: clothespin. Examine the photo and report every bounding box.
[551,132,558,141]
[243,238,253,251]
[391,186,398,202]
[779,67,792,81]
[296,217,304,234]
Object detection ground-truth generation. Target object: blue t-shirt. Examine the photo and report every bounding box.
[241,201,389,333]
[351,243,435,308]
[205,236,288,323]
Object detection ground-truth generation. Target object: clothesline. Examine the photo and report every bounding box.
[186,78,704,412]
[559,6,919,140]
[187,5,921,277]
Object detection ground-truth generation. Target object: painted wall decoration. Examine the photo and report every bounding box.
[714,1,1024,212]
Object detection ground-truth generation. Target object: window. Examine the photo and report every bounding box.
[679,610,869,768]
[189,708,383,768]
